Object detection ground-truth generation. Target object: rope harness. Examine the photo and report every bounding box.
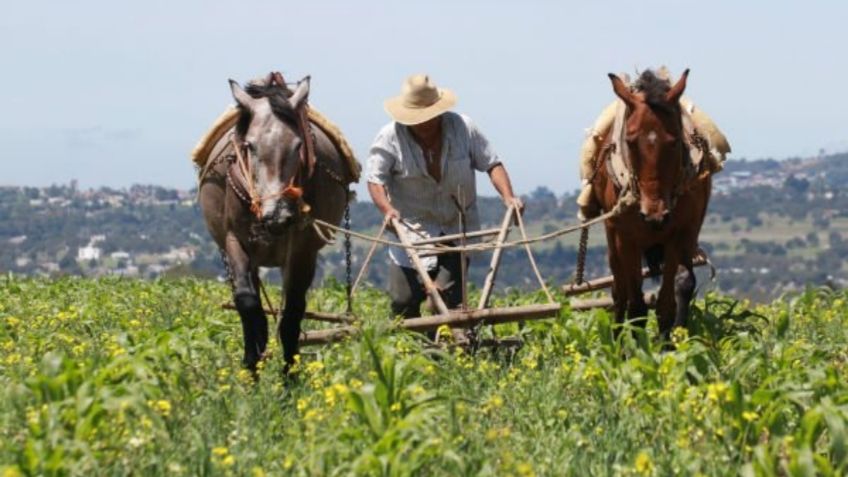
[308,190,637,254]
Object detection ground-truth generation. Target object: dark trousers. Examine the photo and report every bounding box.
[388,252,465,319]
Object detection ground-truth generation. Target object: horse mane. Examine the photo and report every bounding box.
[235,78,298,136]
[632,70,676,112]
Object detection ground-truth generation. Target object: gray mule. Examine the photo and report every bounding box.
[198,74,352,370]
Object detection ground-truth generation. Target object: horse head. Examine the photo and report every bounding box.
[228,75,312,233]
[608,69,689,228]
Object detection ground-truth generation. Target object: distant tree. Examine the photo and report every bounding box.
[746,214,763,228]
[783,174,810,194]
[828,231,843,249]
[806,232,820,247]
[812,213,830,229]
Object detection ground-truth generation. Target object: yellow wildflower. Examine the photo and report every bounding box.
[305,360,324,374]
[150,399,172,417]
[706,382,729,403]
[485,426,511,441]
[516,462,536,477]
[671,327,689,345]
[303,409,321,421]
[742,411,759,422]
[634,451,654,476]
[236,369,253,383]
[483,395,504,412]
[2,466,23,477]
[212,447,229,457]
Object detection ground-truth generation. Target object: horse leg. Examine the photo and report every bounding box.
[250,269,269,360]
[605,227,629,340]
[279,247,318,368]
[224,233,268,371]
[626,246,649,330]
[674,248,697,329]
[656,246,682,342]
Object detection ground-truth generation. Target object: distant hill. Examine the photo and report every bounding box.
[1,152,847,301]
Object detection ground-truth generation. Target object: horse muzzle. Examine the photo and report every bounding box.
[258,200,295,234]
[639,210,670,229]
[639,199,670,229]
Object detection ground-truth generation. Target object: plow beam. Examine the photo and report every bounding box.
[299,303,562,346]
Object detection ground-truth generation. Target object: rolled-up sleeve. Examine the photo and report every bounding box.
[465,116,501,172]
[366,130,396,186]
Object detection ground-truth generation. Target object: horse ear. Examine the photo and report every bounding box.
[271,71,285,87]
[666,68,689,103]
[608,73,634,109]
[229,79,257,110]
[289,76,311,110]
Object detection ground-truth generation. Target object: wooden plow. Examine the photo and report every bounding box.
[298,202,561,346]
[222,203,713,347]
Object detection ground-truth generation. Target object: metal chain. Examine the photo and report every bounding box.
[344,193,353,314]
[218,248,235,292]
[575,227,589,285]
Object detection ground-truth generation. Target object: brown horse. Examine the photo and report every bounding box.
[592,69,711,341]
[199,73,353,370]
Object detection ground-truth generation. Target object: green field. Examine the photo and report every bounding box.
[1,278,847,476]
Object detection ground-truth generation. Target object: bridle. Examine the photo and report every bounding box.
[615,100,691,213]
[227,94,317,221]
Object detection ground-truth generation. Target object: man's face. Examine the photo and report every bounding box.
[410,115,442,138]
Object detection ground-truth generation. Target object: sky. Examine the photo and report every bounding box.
[2,0,846,196]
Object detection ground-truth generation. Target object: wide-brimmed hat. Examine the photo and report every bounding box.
[384,74,457,125]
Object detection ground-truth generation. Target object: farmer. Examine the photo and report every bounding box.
[367,74,523,321]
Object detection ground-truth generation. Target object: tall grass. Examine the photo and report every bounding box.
[1,276,846,476]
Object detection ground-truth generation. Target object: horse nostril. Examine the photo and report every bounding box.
[639,211,648,221]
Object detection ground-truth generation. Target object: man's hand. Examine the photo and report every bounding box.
[504,196,525,216]
[384,207,401,222]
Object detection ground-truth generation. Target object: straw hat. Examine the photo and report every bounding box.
[384,74,457,125]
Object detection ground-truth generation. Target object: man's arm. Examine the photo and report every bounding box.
[464,115,524,214]
[488,164,524,214]
[367,182,400,220]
